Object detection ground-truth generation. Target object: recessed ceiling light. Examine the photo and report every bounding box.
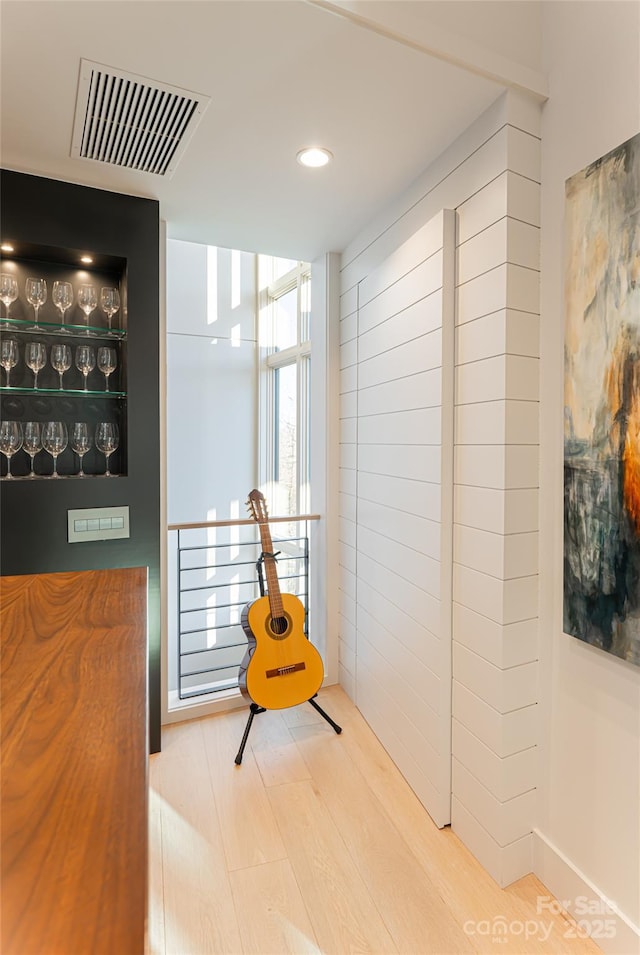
[297,147,333,168]
[1,243,15,253]
[80,255,93,264]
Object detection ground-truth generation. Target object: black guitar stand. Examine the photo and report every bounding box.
[234,551,342,766]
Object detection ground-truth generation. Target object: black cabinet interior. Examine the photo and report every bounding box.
[1,245,128,478]
[0,169,161,752]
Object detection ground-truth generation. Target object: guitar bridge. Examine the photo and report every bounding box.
[265,662,306,678]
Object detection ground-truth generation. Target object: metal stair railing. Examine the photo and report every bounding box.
[168,514,319,701]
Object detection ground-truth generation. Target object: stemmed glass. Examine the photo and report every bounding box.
[0,421,23,478]
[0,274,18,328]
[23,421,42,477]
[97,346,117,392]
[95,421,119,476]
[25,278,47,330]
[50,343,72,390]
[42,421,67,478]
[100,287,120,335]
[52,281,74,332]
[75,345,95,391]
[78,285,98,335]
[25,341,47,389]
[71,422,92,476]
[0,338,19,386]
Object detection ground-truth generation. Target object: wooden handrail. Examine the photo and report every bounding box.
[168,513,321,532]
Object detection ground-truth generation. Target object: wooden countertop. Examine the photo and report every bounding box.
[1,567,148,955]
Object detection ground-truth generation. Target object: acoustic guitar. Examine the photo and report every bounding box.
[238,489,324,709]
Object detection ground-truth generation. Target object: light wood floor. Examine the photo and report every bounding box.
[147,685,598,955]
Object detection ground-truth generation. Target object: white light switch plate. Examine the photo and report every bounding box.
[68,506,130,543]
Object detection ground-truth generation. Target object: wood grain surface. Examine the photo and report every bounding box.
[1,567,148,955]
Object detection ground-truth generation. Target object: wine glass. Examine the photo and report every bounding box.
[42,421,68,478]
[52,281,74,331]
[97,346,117,392]
[23,421,42,477]
[100,287,120,334]
[0,421,23,478]
[0,338,19,386]
[71,422,92,476]
[0,274,18,327]
[78,285,98,335]
[75,345,95,391]
[25,278,47,330]
[25,341,47,389]
[95,421,119,476]
[51,343,72,389]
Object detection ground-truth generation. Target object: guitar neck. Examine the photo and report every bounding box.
[258,521,284,618]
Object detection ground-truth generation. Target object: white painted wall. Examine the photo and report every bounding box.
[338,88,542,884]
[341,210,456,828]
[318,1,546,97]
[310,252,341,683]
[416,1,543,71]
[337,0,542,71]
[536,4,640,952]
[451,112,540,887]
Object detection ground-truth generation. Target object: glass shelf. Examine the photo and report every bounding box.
[0,316,126,340]
[0,386,126,398]
[0,473,124,481]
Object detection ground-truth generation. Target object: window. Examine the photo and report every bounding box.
[258,258,311,521]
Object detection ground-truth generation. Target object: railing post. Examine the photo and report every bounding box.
[304,521,310,636]
[177,529,182,700]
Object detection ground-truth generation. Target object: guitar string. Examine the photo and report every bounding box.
[259,510,287,676]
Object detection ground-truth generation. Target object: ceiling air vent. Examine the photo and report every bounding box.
[71,59,210,177]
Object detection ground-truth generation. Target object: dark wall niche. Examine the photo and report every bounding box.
[0,169,161,753]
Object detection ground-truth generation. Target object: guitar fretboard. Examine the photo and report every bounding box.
[258,520,284,620]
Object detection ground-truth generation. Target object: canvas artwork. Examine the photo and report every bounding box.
[564,132,640,666]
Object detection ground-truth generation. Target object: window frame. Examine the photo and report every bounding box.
[258,260,311,520]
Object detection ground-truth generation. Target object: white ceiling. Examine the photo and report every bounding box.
[0,0,508,260]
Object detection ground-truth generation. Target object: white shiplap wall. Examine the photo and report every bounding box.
[338,90,541,886]
[341,211,455,829]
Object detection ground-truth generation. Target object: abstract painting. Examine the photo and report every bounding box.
[564,132,640,666]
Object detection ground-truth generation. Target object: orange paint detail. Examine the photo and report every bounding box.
[623,395,640,537]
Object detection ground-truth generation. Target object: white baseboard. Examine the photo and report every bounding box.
[533,830,640,955]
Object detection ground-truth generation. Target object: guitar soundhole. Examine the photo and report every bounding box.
[269,615,289,638]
